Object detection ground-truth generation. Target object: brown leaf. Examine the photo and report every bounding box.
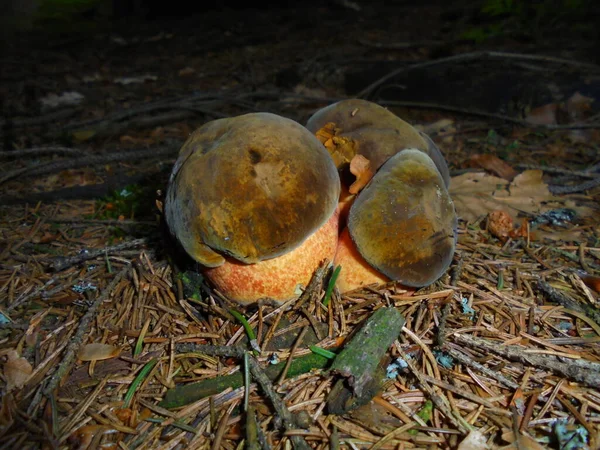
[68,425,112,449]
[450,170,569,223]
[416,118,455,136]
[499,430,546,450]
[468,154,518,181]
[348,154,374,194]
[77,343,121,362]
[178,67,196,77]
[525,103,558,125]
[566,91,594,122]
[457,431,490,450]
[580,273,600,293]
[4,350,33,391]
[72,129,97,142]
[487,210,513,241]
[42,169,102,190]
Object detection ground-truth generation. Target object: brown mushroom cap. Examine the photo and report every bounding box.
[306,99,450,188]
[164,112,340,267]
[347,149,457,287]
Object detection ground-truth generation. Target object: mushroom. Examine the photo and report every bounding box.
[164,112,341,304]
[334,149,457,292]
[334,227,390,293]
[307,98,450,191]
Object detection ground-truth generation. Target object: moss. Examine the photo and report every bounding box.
[94,184,149,220]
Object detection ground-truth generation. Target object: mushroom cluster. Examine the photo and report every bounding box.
[307,99,457,293]
[164,101,457,304]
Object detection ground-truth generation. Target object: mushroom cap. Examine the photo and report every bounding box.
[306,99,450,188]
[165,112,340,267]
[347,149,457,287]
[204,209,339,304]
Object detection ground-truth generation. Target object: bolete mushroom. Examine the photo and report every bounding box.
[334,149,457,293]
[164,112,341,304]
[307,98,450,190]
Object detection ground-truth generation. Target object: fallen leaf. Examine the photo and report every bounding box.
[499,430,546,450]
[449,170,564,223]
[71,129,97,142]
[68,425,112,449]
[41,169,102,190]
[580,273,600,293]
[349,400,402,434]
[487,210,513,240]
[468,154,518,181]
[457,430,490,450]
[348,154,374,194]
[415,118,455,136]
[114,407,136,425]
[77,343,121,361]
[4,350,33,390]
[178,67,196,77]
[566,91,594,122]
[525,103,558,125]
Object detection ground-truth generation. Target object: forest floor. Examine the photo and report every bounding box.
[1,1,600,449]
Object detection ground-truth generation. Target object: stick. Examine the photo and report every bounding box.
[49,238,147,272]
[453,333,600,389]
[357,50,600,98]
[548,177,600,195]
[0,146,91,159]
[379,100,600,130]
[0,145,178,185]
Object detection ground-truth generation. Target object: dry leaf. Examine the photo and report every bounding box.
[77,343,121,362]
[580,273,600,293]
[4,350,33,391]
[487,210,513,241]
[566,91,594,122]
[71,129,97,142]
[457,430,489,450]
[68,425,112,449]
[449,170,563,223]
[178,67,196,77]
[416,118,455,136]
[348,154,374,194]
[525,103,558,125]
[42,169,102,190]
[499,431,546,450]
[349,400,402,434]
[468,154,518,181]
